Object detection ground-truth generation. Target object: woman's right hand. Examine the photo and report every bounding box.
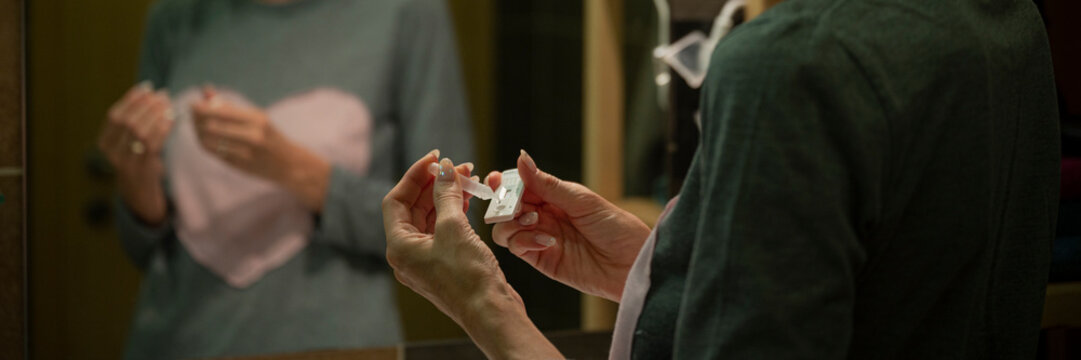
[489,151,652,302]
[97,82,175,225]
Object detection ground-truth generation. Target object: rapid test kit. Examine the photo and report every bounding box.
[427,165,525,224]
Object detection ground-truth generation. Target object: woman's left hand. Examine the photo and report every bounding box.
[191,87,331,211]
[382,153,562,359]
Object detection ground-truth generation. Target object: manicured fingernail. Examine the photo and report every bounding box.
[461,162,474,172]
[519,211,539,226]
[534,234,556,247]
[471,175,480,182]
[429,149,440,159]
[520,149,537,173]
[137,80,153,92]
[427,162,440,177]
[438,158,455,181]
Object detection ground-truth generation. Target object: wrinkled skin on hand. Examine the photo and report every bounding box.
[382,153,522,323]
[487,151,651,301]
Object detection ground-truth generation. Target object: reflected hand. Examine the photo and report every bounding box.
[190,86,331,211]
[488,151,651,302]
[98,82,175,225]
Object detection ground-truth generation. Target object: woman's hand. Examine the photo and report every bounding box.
[190,87,331,212]
[382,152,561,359]
[98,82,175,225]
[488,151,652,302]
[382,153,504,319]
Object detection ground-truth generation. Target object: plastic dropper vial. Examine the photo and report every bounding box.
[427,163,494,200]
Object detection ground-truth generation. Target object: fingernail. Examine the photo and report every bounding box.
[137,81,153,92]
[520,149,537,173]
[461,162,474,172]
[471,175,480,182]
[437,158,455,181]
[534,234,556,247]
[518,211,539,226]
[428,162,440,177]
[428,149,440,159]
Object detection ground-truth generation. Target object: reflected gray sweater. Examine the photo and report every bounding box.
[115,1,473,359]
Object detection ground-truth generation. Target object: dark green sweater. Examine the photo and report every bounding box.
[634,0,1059,358]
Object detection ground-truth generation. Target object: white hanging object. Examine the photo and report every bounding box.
[653,0,746,89]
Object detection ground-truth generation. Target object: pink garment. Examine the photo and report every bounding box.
[609,196,681,359]
[166,87,372,288]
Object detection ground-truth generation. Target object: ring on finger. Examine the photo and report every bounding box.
[130,140,146,155]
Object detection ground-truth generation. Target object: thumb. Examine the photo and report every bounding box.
[432,158,466,222]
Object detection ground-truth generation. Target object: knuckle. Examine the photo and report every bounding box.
[247,131,265,147]
[385,248,403,269]
[386,244,422,274]
[434,217,465,236]
[542,173,562,190]
[434,191,460,205]
[492,235,509,248]
[392,271,419,291]
[118,115,137,128]
[131,127,150,140]
[509,241,528,256]
[568,182,600,201]
[381,195,402,213]
[491,224,511,245]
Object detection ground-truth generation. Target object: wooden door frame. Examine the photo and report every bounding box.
[582,0,665,331]
[0,0,27,357]
[582,0,625,331]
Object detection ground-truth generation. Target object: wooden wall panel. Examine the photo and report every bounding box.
[0,0,26,357]
[582,0,623,331]
[28,1,160,358]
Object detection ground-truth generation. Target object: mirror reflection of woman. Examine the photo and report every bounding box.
[96,0,474,358]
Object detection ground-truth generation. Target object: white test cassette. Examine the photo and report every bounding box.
[484,169,524,224]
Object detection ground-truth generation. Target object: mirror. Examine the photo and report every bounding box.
[27,0,589,358]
